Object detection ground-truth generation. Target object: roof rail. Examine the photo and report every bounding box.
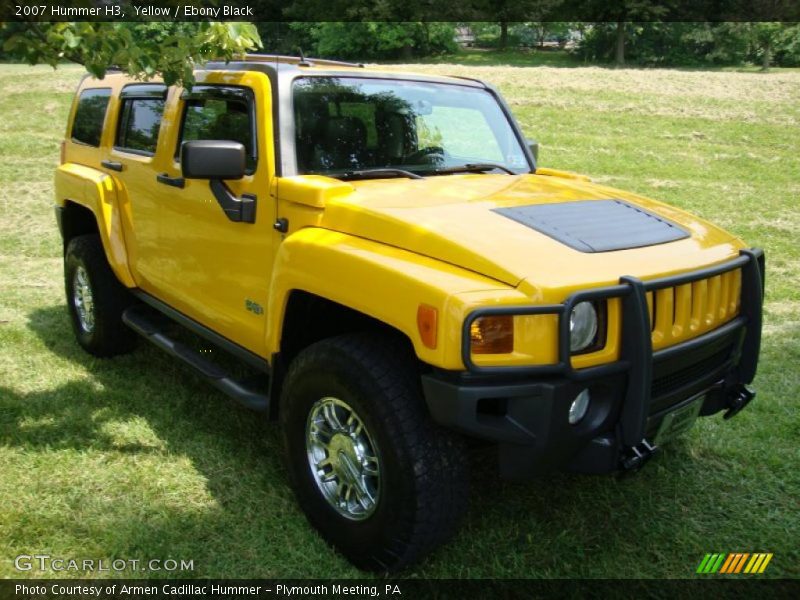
[450,75,488,87]
[242,54,365,68]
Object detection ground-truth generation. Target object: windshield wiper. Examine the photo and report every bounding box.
[338,168,424,181]
[425,163,517,176]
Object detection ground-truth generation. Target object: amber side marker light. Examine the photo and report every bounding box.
[470,315,514,354]
[417,304,438,349]
[60,140,66,165]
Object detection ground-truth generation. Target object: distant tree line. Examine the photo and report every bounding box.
[577,22,800,69]
[258,21,800,69]
[257,23,458,61]
[2,20,797,77]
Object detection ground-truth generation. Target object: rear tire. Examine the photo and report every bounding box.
[280,332,469,571]
[64,234,136,357]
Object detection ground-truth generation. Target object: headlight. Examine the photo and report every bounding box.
[569,301,598,352]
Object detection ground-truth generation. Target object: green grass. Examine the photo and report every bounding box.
[403,47,800,72]
[401,47,584,68]
[1,62,799,579]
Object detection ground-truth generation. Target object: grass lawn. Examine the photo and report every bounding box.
[0,61,798,579]
[411,47,800,73]
[402,47,584,68]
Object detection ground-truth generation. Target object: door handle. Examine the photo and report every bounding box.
[100,160,124,172]
[156,173,185,189]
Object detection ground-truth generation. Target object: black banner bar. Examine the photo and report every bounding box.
[2,0,800,22]
[3,579,800,600]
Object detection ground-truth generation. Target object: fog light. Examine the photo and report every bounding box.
[569,389,590,425]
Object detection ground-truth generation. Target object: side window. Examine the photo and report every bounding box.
[71,88,111,146]
[177,87,256,172]
[116,97,166,155]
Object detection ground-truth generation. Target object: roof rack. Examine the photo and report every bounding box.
[450,75,487,87]
[242,54,365,68]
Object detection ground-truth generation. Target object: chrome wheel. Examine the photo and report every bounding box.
[72,265,95,333]
[306,396,381,521]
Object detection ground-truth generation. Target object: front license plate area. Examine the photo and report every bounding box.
[654,392,705,445]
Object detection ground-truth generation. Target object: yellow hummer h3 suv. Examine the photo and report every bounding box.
[55,55,764,571]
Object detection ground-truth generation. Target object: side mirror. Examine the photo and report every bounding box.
[527,138,539,162]
[180,140,255,224]
[181,140,245,180]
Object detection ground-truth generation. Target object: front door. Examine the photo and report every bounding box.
[147,74,276,356]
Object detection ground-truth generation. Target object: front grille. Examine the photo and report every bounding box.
[648,320,741,416]
[646,268,741,351]
[651,345,732,399]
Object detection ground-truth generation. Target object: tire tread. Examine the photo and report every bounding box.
[281,331,468,571]
[64,234,136,357]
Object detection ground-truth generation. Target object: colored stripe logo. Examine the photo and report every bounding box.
[696,553,773,574]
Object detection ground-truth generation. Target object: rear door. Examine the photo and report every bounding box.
[103,84,170,291]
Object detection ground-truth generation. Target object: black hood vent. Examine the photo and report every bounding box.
[493,199,690,253]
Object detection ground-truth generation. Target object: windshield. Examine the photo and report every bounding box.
[292,77,529,178]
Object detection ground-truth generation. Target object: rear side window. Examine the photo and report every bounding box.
[116,97,166,155]
[177,86,257,172]
[71,89,111,146]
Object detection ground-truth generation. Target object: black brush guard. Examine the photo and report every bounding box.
[458,248,765,468]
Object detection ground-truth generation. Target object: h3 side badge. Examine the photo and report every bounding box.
[245,299,264,315]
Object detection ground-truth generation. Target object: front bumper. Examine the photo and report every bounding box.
[421,249,765,478]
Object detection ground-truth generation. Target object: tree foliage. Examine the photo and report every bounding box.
[576,22,800,68]
[0,21,262,87]
[466,21,574,49]
[262,22,457,60]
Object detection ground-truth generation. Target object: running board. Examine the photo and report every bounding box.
[122,305,269,412]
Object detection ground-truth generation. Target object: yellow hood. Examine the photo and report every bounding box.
[315,172,745,298]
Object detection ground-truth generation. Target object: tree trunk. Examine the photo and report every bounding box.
[401,43,413,60]
[615,20,626,66]
[761,39,771,71]
[499,21,508,50]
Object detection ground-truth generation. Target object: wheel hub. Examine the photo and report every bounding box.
[328,434,361,482]
[306,397,381,521]
[72,266,95,333]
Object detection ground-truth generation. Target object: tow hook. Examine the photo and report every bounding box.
[724,385,756,420]
[620,439,658,472]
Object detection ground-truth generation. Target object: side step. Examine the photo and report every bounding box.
[122,305,269,412]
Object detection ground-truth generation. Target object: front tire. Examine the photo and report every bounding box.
[280,332,468,571]
[64,234,136,357]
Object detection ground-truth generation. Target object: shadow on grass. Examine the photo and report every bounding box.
[2,304,776,577]
[0,305,345,577]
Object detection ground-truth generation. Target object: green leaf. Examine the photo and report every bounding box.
[62,29,82,49]
[0,22,263,88]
